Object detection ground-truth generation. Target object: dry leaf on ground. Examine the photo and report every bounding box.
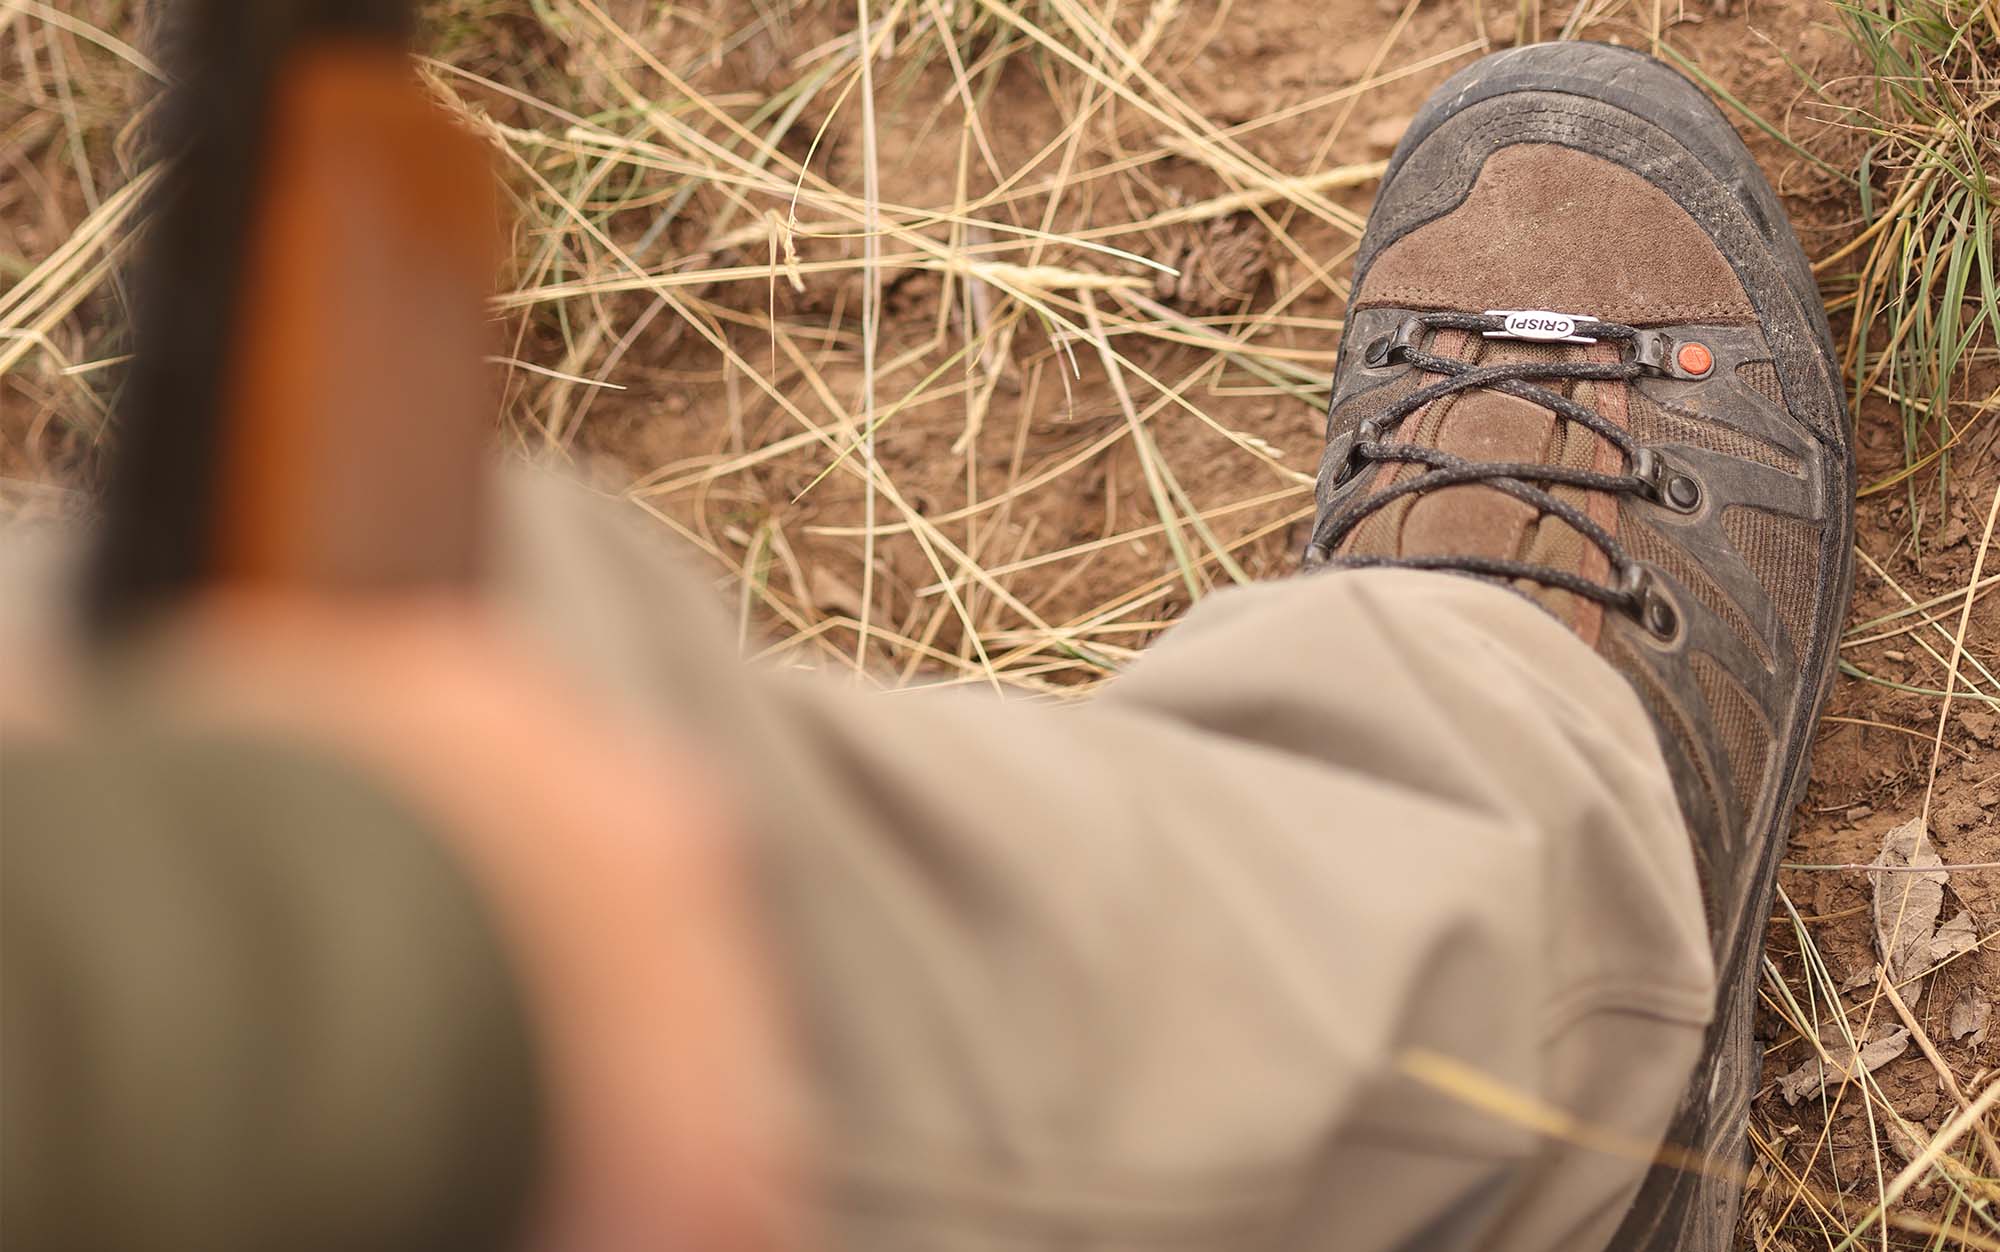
[1869,818,1964,992]
[1778,1023,1911,1105]
[1932,909,1978,963]
[1949,985,1992,1042]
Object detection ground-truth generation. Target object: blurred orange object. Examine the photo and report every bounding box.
[217,43,499,591]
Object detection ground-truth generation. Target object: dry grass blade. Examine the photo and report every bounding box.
[0,0,162,80]
[1824,1,1999,532]
[1919,484,2000,829]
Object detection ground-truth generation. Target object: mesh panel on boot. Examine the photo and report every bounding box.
[1720,505,1822,656]
[1619,508,1769,667]
[1627,390,1799,474]
[1691,651,1773,813]
[1603,629,1726,854]
[1736,359,1785,409]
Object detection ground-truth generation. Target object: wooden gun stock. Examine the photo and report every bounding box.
[90,2,502,635]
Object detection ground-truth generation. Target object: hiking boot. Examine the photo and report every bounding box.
[1303,42,1855,1252]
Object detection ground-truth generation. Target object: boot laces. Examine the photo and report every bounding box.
[1305,310,1702,637]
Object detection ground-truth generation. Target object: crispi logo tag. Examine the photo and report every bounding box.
[1484,309,1600,344]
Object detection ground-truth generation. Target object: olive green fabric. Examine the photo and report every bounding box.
[1,730,541,1252]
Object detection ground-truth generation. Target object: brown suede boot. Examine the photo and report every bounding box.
[1304,42,1854,1252]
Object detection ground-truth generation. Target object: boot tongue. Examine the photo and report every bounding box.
[1336,327,1629,636]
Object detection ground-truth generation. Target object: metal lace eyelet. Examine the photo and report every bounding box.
[1662,471,1702,513]
[1364,316,1426,368]
[1325,435,1357,487]
[1620,563,1682,643]
[1324,419,1381,490]
[1631,448,1703,515]
[1643,594,1680,639]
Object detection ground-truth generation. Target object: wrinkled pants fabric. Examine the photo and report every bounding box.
[501,477,1715,1252]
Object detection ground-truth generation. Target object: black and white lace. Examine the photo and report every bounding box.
[1304,310,1704,636]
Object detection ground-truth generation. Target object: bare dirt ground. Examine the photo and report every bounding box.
[4,0,1997,1245]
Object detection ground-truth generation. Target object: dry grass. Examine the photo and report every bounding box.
[3,0,1998,1247]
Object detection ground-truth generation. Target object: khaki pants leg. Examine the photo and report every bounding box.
[498,475,1716,1252]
